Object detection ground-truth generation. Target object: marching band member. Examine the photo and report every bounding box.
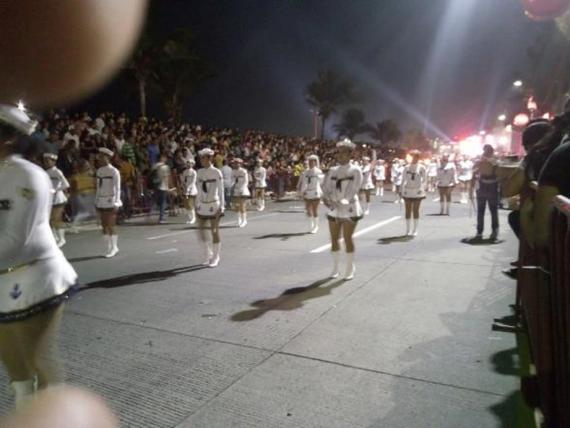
[392,159,404,203]
[436,154,457,215]
[373,159,386,196]
[298,154,324,233]
[232,158,250,227]
[401,150,427,236]
[457,155,474,204]
[253,159,267,211]
[359,156,374,215]
[427,157,438,192]
[196,148,224,267]
[323,139,363,280]
[42,153,70,247]
[95,147,122,258]
[180,159,198,224]
[0,104,77,407]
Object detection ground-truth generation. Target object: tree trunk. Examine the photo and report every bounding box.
[320,116,326,140]
[138,79,147,118]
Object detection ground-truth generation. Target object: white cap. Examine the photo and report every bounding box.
[198,148,214,157]
[362,156,370,161]
[98,147,114,157]
[307,154,319,161]
[43,152,58,161]
[187,158,196,165]
[336,138,356,150]
[233,157,243,164]
[0,103,37,135]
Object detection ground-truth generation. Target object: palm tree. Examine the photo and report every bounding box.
[367,119,402,145]
[127,32,161,117]
[157,29,215,123]
[306,70,355,139]
[333,108,368,139]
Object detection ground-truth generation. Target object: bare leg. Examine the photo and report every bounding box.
[328,218,341,277]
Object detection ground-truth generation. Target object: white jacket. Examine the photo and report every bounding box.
[95,164,122,209]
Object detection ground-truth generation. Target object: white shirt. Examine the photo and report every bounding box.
[181,167,197,196]
[232,167,250,196]
[196,166,224,206]
[436,163,458,187]
[458,160,474,181]
[154,162,171,191]
[253,166,267,188]
[95,164,122,208]
[427,162,438,177]
[299,167,324,199]
[323,163,363,218]
[63,132,79,150]
[360,164,374,190]
[392,164,404,186]
[0,155,77,314]
[374,164,386,181]
[401,163,427,198]
[46,166,69,205]
[221,165,233,188]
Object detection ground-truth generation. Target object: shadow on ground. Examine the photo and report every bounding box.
[378,235,414,245]
[80,264,208,290]
[67,255,105,263]
[461,237,506,246]
[254,232,309,240]
[231,277,345,322]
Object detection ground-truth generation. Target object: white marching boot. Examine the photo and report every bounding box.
[344,252,355,280]
[56,228,66,247]
[103,235,113,258]
[412,219,419,236]
[312,216,319,234]
[241,212,247,228]
[203,242,213,265]
[187,209,196,224]
[308,217,315,234]
[330,251,340,279]
[440,202,445,215]
[209,243,220,267]
[405,219,412,236]
[363,202,370,216]
[106,235,119,258]
[11,379,35,408]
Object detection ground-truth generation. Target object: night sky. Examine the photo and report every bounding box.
[79,0,553,139]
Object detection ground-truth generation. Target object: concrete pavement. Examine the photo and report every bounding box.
[0,193,522,427]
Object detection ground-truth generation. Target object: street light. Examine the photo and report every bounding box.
[498,114,507,122]
[513,80,523,88]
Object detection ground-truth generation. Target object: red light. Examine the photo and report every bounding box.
[521,0,570,20]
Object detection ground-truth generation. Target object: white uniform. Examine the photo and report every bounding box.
[374,164,386,181]
[181,167,198,196]
[95,164,122,209]
[253,166,267,189]
[46,166,69,206]
[401,163,427,199]
[458,160,474,182]
[299,167,324,200]
[232,167,250,197]
[427,162,438,178]
[436,163,457,187]
[360,164,374,190]
[196,166,224,218]
[324,163,363,219]
[392,164,404,186]
[0,155,77,320]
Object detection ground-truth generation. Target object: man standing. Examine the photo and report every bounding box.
[472,144,500,241]
[152,153,171,224]
[221,159,233,210]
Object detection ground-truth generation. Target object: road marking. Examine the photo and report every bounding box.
[433,197,440,202]
[146,212,280,240]
[310,216,401,253]
[156,248,179,254]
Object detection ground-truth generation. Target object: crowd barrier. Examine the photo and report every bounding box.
[517,182,570,427]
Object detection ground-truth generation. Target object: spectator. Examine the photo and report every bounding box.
[152,153,171,224]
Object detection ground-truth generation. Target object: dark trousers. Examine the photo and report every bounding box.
[508,210,520,239]
[156,190,167,221]
[476,193,499,235]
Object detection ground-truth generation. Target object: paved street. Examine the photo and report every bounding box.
[0,192,521,427]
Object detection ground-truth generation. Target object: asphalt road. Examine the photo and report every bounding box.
[0,192,521,427]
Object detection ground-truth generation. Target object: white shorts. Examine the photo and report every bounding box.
[196,201,222,218]
[0,254,77,319]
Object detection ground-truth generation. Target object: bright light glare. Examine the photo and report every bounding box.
[513,80,523,88]
[17,100,25,111]
[459,135,484,158]
[498,114,507,121]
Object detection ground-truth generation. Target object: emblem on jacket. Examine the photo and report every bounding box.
[10,284,22,300]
